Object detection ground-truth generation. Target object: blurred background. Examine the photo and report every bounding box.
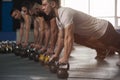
[0,0,41,41]
[0,0,120,41]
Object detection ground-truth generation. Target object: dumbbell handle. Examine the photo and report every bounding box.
[58,63,70,70]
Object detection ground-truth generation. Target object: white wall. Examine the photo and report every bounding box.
[61,0,120,29]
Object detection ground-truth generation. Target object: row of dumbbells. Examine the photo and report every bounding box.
[0,40,16,53]
[13,43,69,79]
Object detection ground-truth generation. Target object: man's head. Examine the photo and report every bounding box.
[10,8,21,20]
[42,0,60,15]
[30,3,43,16]
[20,1,31,15]
[21,6,28,15]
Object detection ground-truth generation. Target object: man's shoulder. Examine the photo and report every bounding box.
[59,7,73,12]
[58,7,74,16]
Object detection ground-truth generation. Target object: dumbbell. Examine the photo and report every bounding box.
[48,58,70,79]
[0,41,6,53]
[39,53,46,65]
[0,42,3,53]
[33,47,48,62]
[57,63,70,79]
[14,44,22,56]
[44,54,51,65]
[20,43,32,58]
[0,42,4,53]
[43,52,55,65]
[28,48,36,60]
[33,50,41,62]
[20,47,27,58]
[11,41,17,53]
[2,40,9,53]
[8,41,17,53]
[28,43,42,60]
[39,54,49,65]
[38,53,51,65]
[5,41,13,53]
[48,59,58,73]
[38,50,48,65]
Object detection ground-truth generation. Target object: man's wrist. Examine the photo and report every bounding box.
[54,51,60,57]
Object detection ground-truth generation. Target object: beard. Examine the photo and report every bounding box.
[47,9,56,17]
[41,9,56,21]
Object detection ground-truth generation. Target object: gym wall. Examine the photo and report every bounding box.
[13,0,35,42]
[0,0,16,41]
[0,0,1,31]
[0,0,41,41]
[12,0,42,42]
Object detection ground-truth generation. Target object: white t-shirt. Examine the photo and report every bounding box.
[56,7,108,39]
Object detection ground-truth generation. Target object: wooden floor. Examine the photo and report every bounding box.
[0,45,120,80]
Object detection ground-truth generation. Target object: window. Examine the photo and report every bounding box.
[61,0,89,14]
[117,0,120,16]
[90,0,115,26]
[90,0,114,17]
[117,0,120,28]
[118,19,120,27]
[61,0,119,28]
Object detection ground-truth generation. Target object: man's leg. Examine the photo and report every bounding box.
[98,22,120,50]
[98,22,120,65]
[74,34,109,60]
[33,19,39,44]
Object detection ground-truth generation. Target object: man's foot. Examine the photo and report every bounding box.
[95,49,110,60]
[107,50,115,56]
[95,49,107,61]
[95,56,105,61]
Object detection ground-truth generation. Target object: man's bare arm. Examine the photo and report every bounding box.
[54,28,64,57]
[38,17,45,46]
[44,23,50,49]
[24,15,31,43]
[33,18,39,44]
[49,18,58,51]
[63,24,74,60]
[19,22,24,43]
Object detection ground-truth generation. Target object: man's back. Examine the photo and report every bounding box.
[56,7,108,39]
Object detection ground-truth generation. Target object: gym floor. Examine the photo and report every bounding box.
[0,45,120,80]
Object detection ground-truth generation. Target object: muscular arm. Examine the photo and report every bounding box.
[24,15,31,43]
[55,10,74,63]
[54,29,64,56]
[38,17,45,46]
[19,22,24,43]
[33,18,39,44]
[63,24,74,60]
[44,23,50,49]
[49,18,58,51]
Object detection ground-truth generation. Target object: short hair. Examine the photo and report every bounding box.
[32,3,41,9]
[10,8,18,15]
[46,0,60,7]
[20,1,33,11]
[27,2,38,11]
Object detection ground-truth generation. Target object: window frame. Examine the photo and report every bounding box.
[61,0,120,28]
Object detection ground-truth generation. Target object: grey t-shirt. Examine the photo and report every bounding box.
[56,7,108,39]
